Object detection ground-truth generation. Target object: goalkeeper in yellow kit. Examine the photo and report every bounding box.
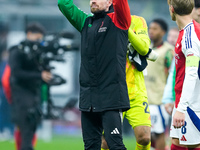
[101,15,158,150]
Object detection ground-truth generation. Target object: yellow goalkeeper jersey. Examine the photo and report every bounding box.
[126,15,150,101]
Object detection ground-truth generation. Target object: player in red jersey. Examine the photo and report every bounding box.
[168,0,200,149]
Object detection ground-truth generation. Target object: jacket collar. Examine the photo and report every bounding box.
[93,4,114,19]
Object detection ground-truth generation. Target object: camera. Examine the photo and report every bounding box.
[17,32,79,85]
[17,32,79,119]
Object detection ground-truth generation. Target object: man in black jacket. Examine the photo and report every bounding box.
[58,0,131,149]
[9,23,52,150]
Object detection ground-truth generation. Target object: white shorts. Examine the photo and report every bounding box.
[170,107,200,145]
[149,104,170,134]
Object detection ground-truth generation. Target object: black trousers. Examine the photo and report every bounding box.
[81,110,126,150]
[17,117,37,150]
[11,86,41,150]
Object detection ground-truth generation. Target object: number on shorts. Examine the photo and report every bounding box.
[181,121,187,134]
[143,102,150,114]
[151,115,157,124]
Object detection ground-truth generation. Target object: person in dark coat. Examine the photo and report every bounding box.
[9,23,52,150]
[58,0,131,149]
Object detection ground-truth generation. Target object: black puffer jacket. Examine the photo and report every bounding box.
[58,0,131,112]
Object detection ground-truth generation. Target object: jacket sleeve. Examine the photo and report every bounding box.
[128,16,150,56]
[9,48,41,81]
[162,58,175,104]
[58,0,90,32]
[111,0,131,30]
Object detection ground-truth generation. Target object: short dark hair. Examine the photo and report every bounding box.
[25,22,45,35]
[152,18,168,32]
[195,0,200,8]
[168,0,194,15]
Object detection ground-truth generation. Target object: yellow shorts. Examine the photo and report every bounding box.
[123,96,151,129]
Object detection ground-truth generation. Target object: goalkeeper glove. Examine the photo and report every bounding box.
[145,48,158,62]
[128,43,147,71]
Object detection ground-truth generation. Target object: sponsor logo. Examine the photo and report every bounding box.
[138,30,147,35]
[98,21,107,33]
[98,27,107,33]
[175,53,180,64]
[180,135,187,141]
[111,128,120,134]
[175,53,180,59]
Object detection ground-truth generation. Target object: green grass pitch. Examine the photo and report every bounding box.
[0,135,136,150]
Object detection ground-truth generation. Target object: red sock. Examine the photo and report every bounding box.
[14,129,21,150]
[32,134,37,147]
[188,148,200,150]
[14,128,37,150]
[171,144,188,150]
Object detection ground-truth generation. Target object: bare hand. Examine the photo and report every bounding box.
[164,103,174,115]
[172,110,185,128]
[41,71,52,83]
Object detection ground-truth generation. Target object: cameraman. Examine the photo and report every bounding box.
[8,23,52,150]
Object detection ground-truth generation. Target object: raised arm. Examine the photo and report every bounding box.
[128,16,150,56]
[58,0,90,32]
[110,0,131,30]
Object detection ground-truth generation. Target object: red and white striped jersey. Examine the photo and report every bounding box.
[175,20,200,112]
